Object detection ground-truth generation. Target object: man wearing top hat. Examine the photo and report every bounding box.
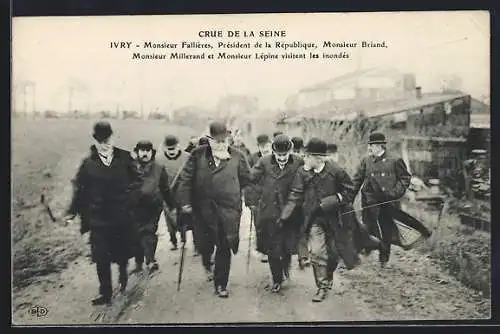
[249,134,303,292]
[278,138,360,302]
[244,134,273,263]
[176,121,252,298]
[157,135,194,253]
[129,140,177,274]
[352,132,412,268]
[64,121,137,305]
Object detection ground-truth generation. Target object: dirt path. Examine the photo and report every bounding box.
[13,206,489,325]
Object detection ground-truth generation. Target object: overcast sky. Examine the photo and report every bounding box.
[12,11,489,113]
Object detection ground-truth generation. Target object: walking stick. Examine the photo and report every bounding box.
[246,208,254,274]
[177,215,187,292]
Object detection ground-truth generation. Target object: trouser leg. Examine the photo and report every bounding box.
[96,261,112,298]
[143,232,158,265]
[213,226,232,289]
[309,223,329,289]
[298,231,309,260]
[118,260,128,288]
[378,206,394,263]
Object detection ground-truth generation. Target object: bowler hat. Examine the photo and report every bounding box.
[208,121,230,140]
[272,134,293,153]
[291,136,304,150]
[164,135,179,147]
[305,138,328,156]
[368,132,387,144]
[256,134,270,145]
[92,121,113,142]
[134,140,154,152]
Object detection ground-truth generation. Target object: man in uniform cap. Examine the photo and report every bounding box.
[278,137,360,302]
[176,121,252,298]
[352,132,412,268]
[129,140,177,274]
[64,121,137,305]
[249,134,303,292]
[157,135,196,253]
[244,133,273,263]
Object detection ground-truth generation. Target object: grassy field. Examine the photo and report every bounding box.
[11,118,199,290]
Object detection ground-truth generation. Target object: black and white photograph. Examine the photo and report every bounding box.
[11,11,491,325]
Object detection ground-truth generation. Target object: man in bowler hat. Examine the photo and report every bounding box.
[249,134,303,292]
[352,132,412,268]
[176,121,252,298]
[64,121,136,305]
[278,138,360,302]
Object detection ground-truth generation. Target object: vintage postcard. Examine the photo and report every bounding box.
[11,11,490,325]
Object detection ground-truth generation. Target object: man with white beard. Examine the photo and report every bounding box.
[176,121,252,298]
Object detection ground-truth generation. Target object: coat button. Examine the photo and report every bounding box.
[382,158,386,162]
[381,172,385,176]
[371,173,375,176]
[382,187,386,191]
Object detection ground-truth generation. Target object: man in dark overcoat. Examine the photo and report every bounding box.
[130,140,176,274]
[157,135,192,252]
[249,134,303,293]
[352,132,412,268]
[290,136,310,269]
[64,121,136,305]
[244,133,272,263]
[176,121,252,298]
[278,138,360,302]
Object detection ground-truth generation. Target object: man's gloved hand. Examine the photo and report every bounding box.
[275,218,285,229]
[319,194,341,212]
[247,205,257,211]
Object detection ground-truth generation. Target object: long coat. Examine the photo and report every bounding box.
[352,151,413,250]
[67,146,136,263]
[176,145,252,254]
[250,154,304,255]
[280,161,360,270]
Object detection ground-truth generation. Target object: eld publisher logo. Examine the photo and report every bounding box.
[29,305,48,317]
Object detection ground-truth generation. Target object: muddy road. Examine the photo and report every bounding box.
[12,205,489,325]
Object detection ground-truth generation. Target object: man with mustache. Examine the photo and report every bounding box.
[176,121,252,298]
[278,138,360,302]
[130,140,176,274]
[245,134,273,263]
[249,134,303,292]
[64,121,137,305]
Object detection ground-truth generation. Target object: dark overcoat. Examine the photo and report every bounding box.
[250,154,303,255]
[352,151,413,250]
[280,161,360,270]
[176,145,252,254]
[129,158,176,234]
[67,146,137,263]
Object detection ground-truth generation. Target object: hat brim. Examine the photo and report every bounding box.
[207,133,230,141]
[305,152,328,156]
[368,140,387,145]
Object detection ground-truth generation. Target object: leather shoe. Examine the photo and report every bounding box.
[92,295,112,306]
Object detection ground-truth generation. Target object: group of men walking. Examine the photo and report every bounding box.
[65,118,426,306]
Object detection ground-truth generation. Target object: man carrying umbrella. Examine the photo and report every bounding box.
[351,132,412,268]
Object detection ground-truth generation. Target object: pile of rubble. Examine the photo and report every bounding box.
[463,149,491,200]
